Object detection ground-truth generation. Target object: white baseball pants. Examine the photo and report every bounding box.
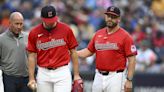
[0,70,4,92]
[92,69,126,92]
[37,65,72,92]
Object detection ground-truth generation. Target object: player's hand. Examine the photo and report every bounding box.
[124,80,133,92]
[27,80,37,90]
[73,74,82,81]
[71,79,83,92]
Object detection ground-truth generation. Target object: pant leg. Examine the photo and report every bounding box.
[36,67,54,92]
[3,73,32,92]
[105,72,126,92]
[37,81,53,92]
[21,77,32,92]
[53,67,72,92]
[92,70,103,92]
[3,73,16,92]
[0,70,4,92]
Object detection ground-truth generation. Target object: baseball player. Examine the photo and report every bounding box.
[77,6,137,92]
[27,5,82,92]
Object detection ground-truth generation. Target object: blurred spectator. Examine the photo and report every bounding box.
[51,0,66,13]
[96,0,112,9]
[77,11,95,49]
[151,0,164,18]
[0,9,10,33]
[153,31,164,48]
[19,1,34,30]
[136,40,158,73]
[88,9,104,30]
[153,31,164,64]
[131,24,146,47]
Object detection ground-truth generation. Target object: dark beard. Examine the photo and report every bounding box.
[106,21,117,28]
[43,24,55,32]
[42,23,56,32]
[45,27,53,32]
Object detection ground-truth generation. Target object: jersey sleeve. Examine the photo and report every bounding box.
[124,35,137,57]
[26,31,37,52]
[87,34,96,53]
[67,28,78,49]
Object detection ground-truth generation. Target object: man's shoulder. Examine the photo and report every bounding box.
[56,22,73,33]
[29,24,42,35]
[95,28,106,34]
[57,22,70,29]
[0,32,7,44]
[30,24,42,32]
[0,31,7,39]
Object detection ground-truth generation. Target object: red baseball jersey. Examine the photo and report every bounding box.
[87,27,137,71]
[27,22,78,68]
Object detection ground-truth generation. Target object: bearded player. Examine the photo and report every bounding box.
[77,6,137,92]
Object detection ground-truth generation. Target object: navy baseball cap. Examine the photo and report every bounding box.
[41,5,58,23]
[104,6,120,17]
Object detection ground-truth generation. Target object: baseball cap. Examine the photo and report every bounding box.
[104,6,120,17]
[41,5,58,23]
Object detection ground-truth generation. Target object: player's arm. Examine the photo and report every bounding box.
[125,55,136,92]
[127,55,136,80]
[70,48,81,80]
[77,48,94,58]
[27,51,37,89]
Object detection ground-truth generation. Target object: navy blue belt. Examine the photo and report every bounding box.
[98,70,124,75]
[45,64,68,70]
[46,67,57,70]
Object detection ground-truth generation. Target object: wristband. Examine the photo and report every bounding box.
[127,77,133,81]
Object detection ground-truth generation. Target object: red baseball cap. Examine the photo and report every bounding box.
[41,5,58,23]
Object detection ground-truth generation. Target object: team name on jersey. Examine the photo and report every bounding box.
[37,38,66,50]
[95,42,118,51]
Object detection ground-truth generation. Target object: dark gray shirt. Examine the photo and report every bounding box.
[0,30,28,77]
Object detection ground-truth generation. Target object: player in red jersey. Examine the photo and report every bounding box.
[27,5,82,92]
[77,6,137,92]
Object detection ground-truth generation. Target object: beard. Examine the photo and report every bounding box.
[44,26,54,32]
[106,21,118,28]
[42,23,55,32]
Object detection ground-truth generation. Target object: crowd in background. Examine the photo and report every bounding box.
[0,0,164,73]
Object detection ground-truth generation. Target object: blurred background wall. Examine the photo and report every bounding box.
[0,0,164,92]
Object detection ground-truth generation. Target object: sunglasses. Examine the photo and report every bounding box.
[106,14,119,19]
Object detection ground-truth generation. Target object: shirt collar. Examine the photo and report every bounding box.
[6,29,23,38]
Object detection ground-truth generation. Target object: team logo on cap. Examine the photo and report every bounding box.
[48,11,53,17]
[110,7,115,11]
